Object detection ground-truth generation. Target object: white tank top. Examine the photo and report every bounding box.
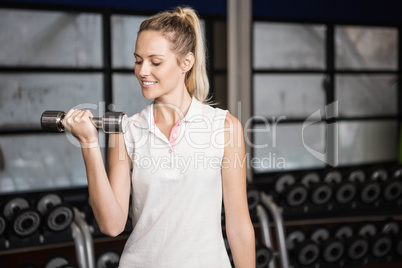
[120,96,231,268]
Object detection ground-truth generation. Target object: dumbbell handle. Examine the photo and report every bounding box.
[41,110,126,134]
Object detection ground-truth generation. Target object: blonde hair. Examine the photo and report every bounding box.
[138,6,211,104]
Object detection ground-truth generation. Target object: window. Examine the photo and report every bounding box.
[252,21,399,174]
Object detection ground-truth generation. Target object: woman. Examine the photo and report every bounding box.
[63,6,255,267]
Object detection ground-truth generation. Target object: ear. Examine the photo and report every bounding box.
[180,52,195,73]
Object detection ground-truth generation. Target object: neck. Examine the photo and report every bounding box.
[153,91,193,125]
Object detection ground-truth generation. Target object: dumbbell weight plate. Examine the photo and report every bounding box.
[383,179,402,201]
[247,189,260,211]
[0,215,6,237]
[302,172,332,206]
[3,197,41,237]
[44,257,69,268]
[286,230,305,250]
[370,168,388,181]
[322,238,345,263]
[371,235,392,258]
[335,181,357,204]
[348,169,366,183]
[41,111,66,132]
[360,181,381,204]
[13,208,41,237]
[347,237,369,261]
[46,204,74,232]
[297,241,320,266]
[381,221,400,235]
[256,245,273,268]
[285,184,308,207]
[37,194,62,215]
[275,174,295,193]
[3,197,29,220]
[97,251,120,268]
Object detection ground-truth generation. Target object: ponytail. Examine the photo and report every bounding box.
[138,6,211,104]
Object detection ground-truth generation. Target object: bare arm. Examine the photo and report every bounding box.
[222,112,255,267]
[63,109,131,237]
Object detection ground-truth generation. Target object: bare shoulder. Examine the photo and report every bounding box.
[224,112,244,149]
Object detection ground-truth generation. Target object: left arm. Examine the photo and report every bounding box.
[222,112,255,268]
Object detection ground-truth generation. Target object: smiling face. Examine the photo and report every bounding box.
[134,30,187,100]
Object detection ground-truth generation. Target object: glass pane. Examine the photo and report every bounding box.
[251,122,326,172]
[0,9,102,67]
[336,26,398,70]
[0,135,90,194]
[253,74,326,118]
[253,22,326,69]
[112,74,152,117]
[213,21,227,69]
[336,75,397,117]
[339,120,398,165]
[111,15,147,68]
[0,74,103,130]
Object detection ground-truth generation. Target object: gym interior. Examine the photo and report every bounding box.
[0,0,401,267]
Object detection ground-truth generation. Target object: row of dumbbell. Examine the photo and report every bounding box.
[18,250,120,268]
[0,193,74,249]
[286,220,402,267]
[272,165,402,217]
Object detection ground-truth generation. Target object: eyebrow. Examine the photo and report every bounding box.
[133,53,166,59]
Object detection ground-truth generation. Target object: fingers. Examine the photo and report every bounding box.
[63,109,94,132]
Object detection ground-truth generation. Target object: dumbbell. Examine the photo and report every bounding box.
[36,194,74,232]
[0,214,7,238]
[358,222,393,259]
[381,166,402,202]
[286,229,320,266]
[380,220,401,260]
[247,187,260,211]
[3,197,41,237]
[96,250,120,268]
[348,168,381,205]
[324,169,357,206]
[256,244,273,268]
[43,256,77,268]
[310,227,345,263]
[334,224,368,262]
[275,174,308,208]
[301,172,333,206]
[41,110,126,133]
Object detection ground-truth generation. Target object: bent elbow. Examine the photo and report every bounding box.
[99,223,125,238]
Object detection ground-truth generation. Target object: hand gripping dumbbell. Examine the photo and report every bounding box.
[3,197,41,237]
[36,193,74,233]
[286,229,320,266]
[324,169,357,207]
[41,110,127,133]
[301,172,333,207]
[334,224,368,262]
[275,174,308,209]
[310,227,345,264]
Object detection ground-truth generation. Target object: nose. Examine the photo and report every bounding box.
[137,62,150,77]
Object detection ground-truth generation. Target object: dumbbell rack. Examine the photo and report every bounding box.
[251,162,402,268]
